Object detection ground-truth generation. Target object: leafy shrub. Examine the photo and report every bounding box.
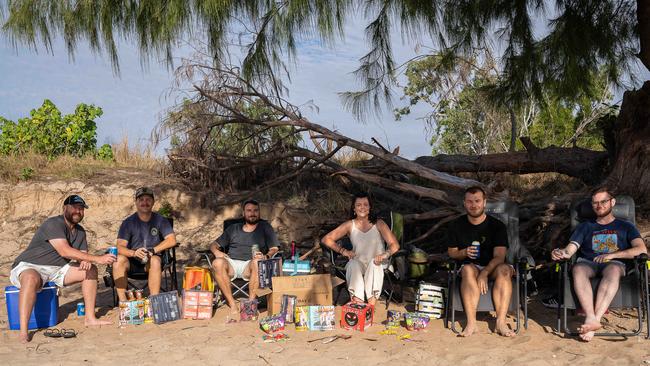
[20,167,34,181]
[96,144,114,161]
[0,99,102,158]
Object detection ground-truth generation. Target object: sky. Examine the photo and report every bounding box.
[0,18,434,159]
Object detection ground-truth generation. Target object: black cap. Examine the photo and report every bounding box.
[63,195,89,208]
[135,186,155,199]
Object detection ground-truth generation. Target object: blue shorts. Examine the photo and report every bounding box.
[575,257,625,274]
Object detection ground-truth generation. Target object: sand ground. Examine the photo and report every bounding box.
[2,278,650,366]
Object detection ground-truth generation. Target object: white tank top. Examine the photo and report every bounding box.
[349,220,385,264]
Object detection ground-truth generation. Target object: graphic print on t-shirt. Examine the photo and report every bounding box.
[591,229,619,254]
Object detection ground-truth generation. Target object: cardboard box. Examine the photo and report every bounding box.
[149,291,181,324]
[118,300,145,326]
[183,290,213,319]
[263,274,337,314]
[294,305,336,331]
[341,302,374,331]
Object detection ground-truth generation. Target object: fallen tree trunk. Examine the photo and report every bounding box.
[414,137,608,184]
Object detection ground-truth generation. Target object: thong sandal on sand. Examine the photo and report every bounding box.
[43,328,62,338]
[62,329,77,338]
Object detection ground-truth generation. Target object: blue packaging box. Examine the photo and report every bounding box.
[281,260,311,274]
[5,282,59,330]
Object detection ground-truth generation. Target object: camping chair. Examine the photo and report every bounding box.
[445,200,534,335]
[105,246,179,307]
[197,217,281,308]
[321,211,409,308]
[555,195,650,338]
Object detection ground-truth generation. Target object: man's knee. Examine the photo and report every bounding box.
[494,264,512,278]
[212,258,229,274]
[19,271,42,289]
[572,264,593,278]
[148,255,162,271]
[602,264,624,280]
[461,264,479,278]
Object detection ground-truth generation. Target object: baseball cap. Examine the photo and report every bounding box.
[63,195,89,208]
[135,186,155,199]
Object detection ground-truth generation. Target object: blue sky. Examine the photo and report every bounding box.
[0,19,434,159]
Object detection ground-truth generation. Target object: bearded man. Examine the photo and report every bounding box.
[551,187,646,341]
[447,186,514,337]
[210,199,280,318]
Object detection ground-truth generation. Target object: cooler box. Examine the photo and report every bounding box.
[5,282,59,330]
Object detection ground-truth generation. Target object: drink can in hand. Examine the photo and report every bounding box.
[251,244,260,259]
[471,241,481,259]
[108,246,118,256]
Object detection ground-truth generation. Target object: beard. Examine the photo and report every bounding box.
[466,208,485,218]
[64,210,83,224]
[244,216,259,225]
[595,206,613,218]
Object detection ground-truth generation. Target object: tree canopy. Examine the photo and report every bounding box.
[2,0,643,118]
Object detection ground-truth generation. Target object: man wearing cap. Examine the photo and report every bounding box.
[10,195,117,343]
[112,187,176,301]
[210,199,280,319]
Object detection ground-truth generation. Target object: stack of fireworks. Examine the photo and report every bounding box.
[257,258,282,289]
[404,312,430,331]
[149,291,182,324]
[340,302,374,332]
[295,305,336,331]
[259,314,286,334]
[182,290,213,320]
[415,282,445,319]
[280,295,297,323]
[118,290,153,326]
[240,299,259,321]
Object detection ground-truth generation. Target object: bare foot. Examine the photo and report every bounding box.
[85,317,113,326]
[18,332,31,344]
[460,323,477,337]
[367,297,377,307]
[577,321,602,334]
[579,330,595,342]
[495,321,516,337]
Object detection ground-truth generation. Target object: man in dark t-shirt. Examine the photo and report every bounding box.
[551,187,646,342]
[10,195,116,343]
[112,187,176,301]
[210,199,280,317]
[447,186,514,338]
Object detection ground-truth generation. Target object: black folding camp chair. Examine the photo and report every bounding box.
[445,200,533,334]
[555,195,650,338]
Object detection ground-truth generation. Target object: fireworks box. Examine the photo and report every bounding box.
[118,300,145,326]
[262,274,334,314]
[294,305,336,331]
[182,290,213,320]
[5,282,58,330]
[341,302,374,331]
[258,258,282,289]
[281,259,311,274]
[149,291,181,324]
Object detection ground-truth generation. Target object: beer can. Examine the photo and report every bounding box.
[108,246,118,256]
[251,244,260,259]
[76,302,85,316]
[134,289,144,300]
[126,289,135,301]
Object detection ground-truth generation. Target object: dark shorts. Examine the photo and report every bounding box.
[575,257,626,275]
[128,254,163,275]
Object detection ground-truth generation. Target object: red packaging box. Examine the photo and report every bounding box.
[341,302,374,331]
[198,292,212,307]
[196,305,213,319]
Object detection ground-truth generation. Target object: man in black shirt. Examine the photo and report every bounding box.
[447,186,514,337]
[210,199,280,318]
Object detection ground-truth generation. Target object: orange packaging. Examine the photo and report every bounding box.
[198,292,212,307]
[183,305,198,319]
[196,305,213,320]
[184,291,199,306]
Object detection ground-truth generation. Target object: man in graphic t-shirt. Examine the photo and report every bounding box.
[552,187,646,341]
[210,199,280,316]
[112,187,176,301]
[447,186,514,338]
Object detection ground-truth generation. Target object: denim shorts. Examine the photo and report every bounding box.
[575,257,625,274]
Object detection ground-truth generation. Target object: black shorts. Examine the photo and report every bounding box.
[128,254,163,275]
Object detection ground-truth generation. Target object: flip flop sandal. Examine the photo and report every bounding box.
[62,329,77,338]
[44,328,62,338]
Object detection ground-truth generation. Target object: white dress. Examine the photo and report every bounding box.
[346,220,385,301]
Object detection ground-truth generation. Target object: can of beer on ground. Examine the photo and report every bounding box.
[108,246,118,256]
[76,302,85,316]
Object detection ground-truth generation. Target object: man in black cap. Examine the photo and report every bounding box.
[112,187,176,301]
[10,195,117,343]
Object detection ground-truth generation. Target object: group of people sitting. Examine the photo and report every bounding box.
[9,185,646,344]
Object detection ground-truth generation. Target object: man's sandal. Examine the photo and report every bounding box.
[43,328,62,338]
[62,329,77,338]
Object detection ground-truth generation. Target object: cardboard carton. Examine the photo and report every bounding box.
[261,274,339,314]
[341,302,374,331]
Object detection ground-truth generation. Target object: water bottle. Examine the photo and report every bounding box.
[471,241,481,259]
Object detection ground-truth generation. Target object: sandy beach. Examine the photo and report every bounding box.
[2,276,649,366]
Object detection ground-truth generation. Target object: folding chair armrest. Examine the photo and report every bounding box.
[270,251,284,259]
[391,249,408,259]
[635,253,649,263]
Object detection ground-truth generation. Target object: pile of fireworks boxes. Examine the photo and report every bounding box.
[118,291,182,326]
[182,290,213,320]
[415,282,445,319]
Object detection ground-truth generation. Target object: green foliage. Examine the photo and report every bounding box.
[0,100,102,158]
[19,167,33,181]
[96,144,114,161]
[157,201,174,218]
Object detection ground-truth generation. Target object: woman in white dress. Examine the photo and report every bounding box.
[321,193,400,306]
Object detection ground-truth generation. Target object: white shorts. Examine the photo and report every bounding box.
[225,257,251,280]
[10,261,72,288]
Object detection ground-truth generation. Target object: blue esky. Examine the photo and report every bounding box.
[0,18,434,159]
